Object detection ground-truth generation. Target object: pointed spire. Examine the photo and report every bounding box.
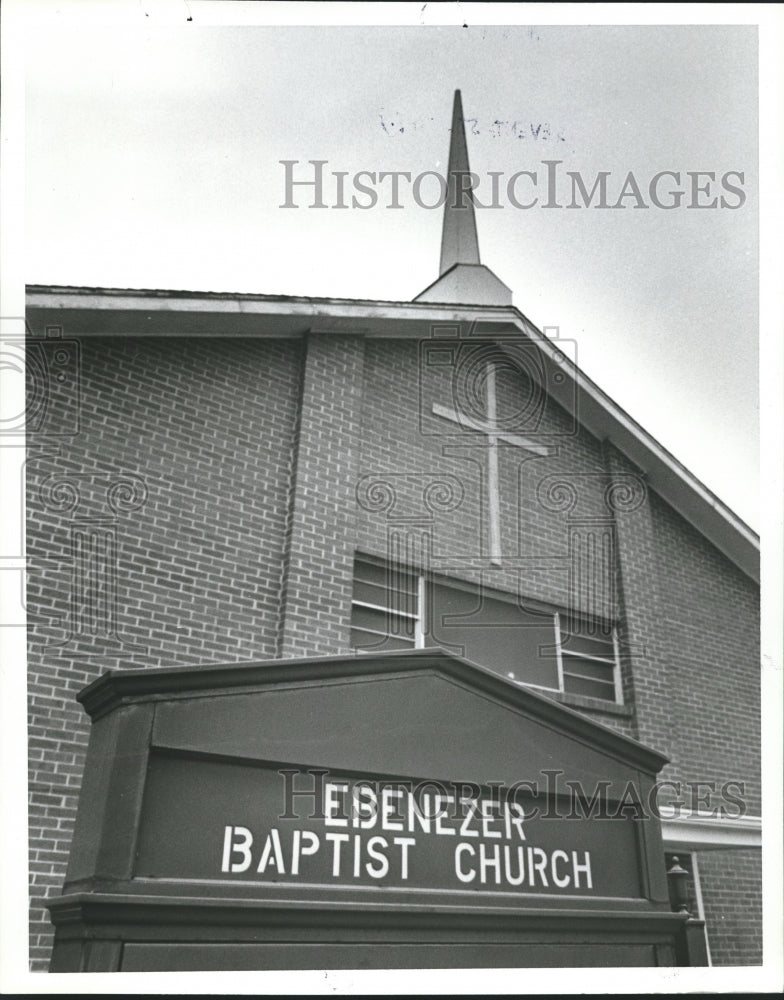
[440,90,481,275]
[413,91,512,307]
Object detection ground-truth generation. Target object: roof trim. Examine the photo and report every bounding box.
[660,812,761,851]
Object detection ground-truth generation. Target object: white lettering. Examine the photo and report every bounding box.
[407,792,431,834]
[480,798,502,838]
[455,843,476,883]
[291,829,319,875]
[365,836,390,878]
[325,832,349,875]
[551,848,571,887]
[222,825,253,873]
[324,782,348,827]
[256,828,285,874]
[352,784,377,829]
[393,836,416,879]
[458,797,480,838]
[382,787,404,831]
[505,802,527,840]
[503,844,525,886]
[435,794,455,835]
[528,846,549,886]
[572,850,593,889]
[479,843,501,885]
[353,833,362,877]
[221,825,232,872]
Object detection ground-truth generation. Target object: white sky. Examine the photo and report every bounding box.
[22,12,761,529]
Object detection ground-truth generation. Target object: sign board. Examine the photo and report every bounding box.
[135,755,640,898]
[48,648,697,971]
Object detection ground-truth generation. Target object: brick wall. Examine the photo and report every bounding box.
[277,333,365,657]
[355,338,638,739]
[26,328,761,969]
[606,442,760,783]
[356,339,613,614]
[698,849,763,965]
[27,335,302,969]
[648,492,761,816]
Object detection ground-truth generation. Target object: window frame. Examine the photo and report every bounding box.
[349,560,419,651]
[556,611,624,704]
[350,554,624,706]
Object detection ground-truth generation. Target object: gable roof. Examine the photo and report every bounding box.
[25,282,760,583]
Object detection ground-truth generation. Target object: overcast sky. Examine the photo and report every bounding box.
[24,13,760,528]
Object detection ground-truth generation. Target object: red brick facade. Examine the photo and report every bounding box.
[26,318,760,969]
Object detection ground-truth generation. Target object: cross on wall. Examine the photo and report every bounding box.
[432,360,555,566]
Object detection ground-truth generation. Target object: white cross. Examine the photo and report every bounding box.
[432,361,553,565]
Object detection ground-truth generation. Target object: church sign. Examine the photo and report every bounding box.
[138,759,634,897]
[48,649,702,971]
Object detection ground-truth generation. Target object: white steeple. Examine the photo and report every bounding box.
[414,90,512,307]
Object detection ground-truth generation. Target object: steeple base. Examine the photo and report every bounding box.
[414,263,513,307]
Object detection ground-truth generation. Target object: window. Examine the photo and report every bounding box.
[350,555,623,704]
[350,558,420,652]
[557,613,622,702]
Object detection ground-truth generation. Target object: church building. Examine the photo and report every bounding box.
[25,92,760,971]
